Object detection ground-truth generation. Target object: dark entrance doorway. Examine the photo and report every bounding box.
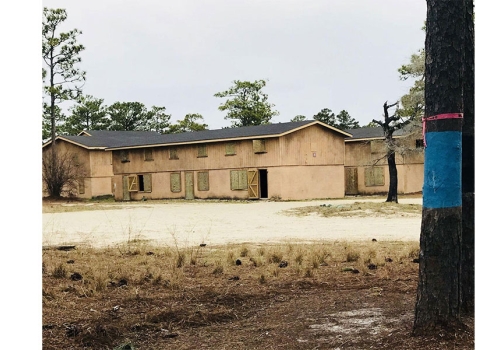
[259,169,268,199]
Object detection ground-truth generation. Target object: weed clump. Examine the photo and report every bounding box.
[53,263,67,278]
[268,250,283,264]
[239,246,249,257]
[346,250,360,262]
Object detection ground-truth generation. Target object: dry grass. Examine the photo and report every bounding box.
[42,197,253,214]
[43,240,474,350]
[283,201,422,218]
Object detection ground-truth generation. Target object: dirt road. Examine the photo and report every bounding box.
[42,197,422,248]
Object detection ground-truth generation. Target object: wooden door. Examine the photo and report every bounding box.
[248,170,259,199]
[345,167,358,195]
[185,172,194,199]
[122,176,131,200]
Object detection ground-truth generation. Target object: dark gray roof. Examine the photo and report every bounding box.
[58,130,161,148]
[344,126,405,140]
[112,120,319,149]
[52,120,350,150]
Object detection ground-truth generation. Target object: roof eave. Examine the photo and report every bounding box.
[105,134,283,150]
[345,135,404,142]
[42,136,108,150]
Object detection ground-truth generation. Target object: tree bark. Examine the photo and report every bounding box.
[413,0,464,335]
[460,0,474,315]
[385,150,398,203]
[382,102,399,203]
[49,49,59,196]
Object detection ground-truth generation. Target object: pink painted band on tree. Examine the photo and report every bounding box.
[422,113,463,147]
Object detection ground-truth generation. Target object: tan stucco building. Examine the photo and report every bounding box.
[344,126,424,195]
[42,122,425,200]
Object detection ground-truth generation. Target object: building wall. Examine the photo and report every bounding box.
[344,138,424,195]
[112,124,347,201]
[88,150,114,198]
[280,126,345,166]
[267,165,345,200]
[113,165,345,201]
[42,140,114,198]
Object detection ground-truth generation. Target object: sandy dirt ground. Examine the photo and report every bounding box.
[42,197,422,248]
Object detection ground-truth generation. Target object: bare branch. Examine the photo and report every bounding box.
[371,153,388,166]
[386,101,399,109]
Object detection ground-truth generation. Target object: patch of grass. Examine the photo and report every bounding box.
[175,252,186,268]
[407,246,420,259]
[294,250,305,266]
[270,266,280,278]
[304,268,314,278]
[311,248,331,268]
[212,263,224,275]
[42,240,439,350]
[283,201,422,218]
[267,249,283,264]
[346,249,360,262]
[239,245,249,257]
[257,247,266,256]
[226,250,236,266]
[52,263,67,278]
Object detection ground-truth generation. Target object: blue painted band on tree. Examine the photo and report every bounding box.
[423,129,462,209]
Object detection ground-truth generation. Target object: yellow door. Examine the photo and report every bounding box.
[248,170,259,199]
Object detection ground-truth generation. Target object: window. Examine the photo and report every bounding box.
[253,139,266,153]
[197,171,209,191]
[225,142,236,156]
[230,170,248,190]
[144,148,153,161]
[78,178,85,194]
[416,139,424,149]
[370,140,385,154]
[170,172,181,192]
[127,174,152,192]
[197,144,208,157]
[365,167,385,187]
[120,150,130,163]
[169,147,179,160]
[138,174,152,192]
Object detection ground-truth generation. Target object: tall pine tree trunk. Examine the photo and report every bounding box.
[460,0,474,315]
[49,50,59,197]
[413,0,464,334]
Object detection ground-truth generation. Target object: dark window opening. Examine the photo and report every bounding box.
[138,175,145,191]
[259,169,268,198]
[415,139,424,148]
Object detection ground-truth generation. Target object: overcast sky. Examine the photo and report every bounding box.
[42,0,426,129]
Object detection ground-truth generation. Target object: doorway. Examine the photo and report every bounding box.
[259,169,268,199]
[345,167,358,195]
[185,172,194,199]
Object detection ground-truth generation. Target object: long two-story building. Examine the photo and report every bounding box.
[42,121,424,201]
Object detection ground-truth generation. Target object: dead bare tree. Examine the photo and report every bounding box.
[42,150,86,198]
[372,101,412,203]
